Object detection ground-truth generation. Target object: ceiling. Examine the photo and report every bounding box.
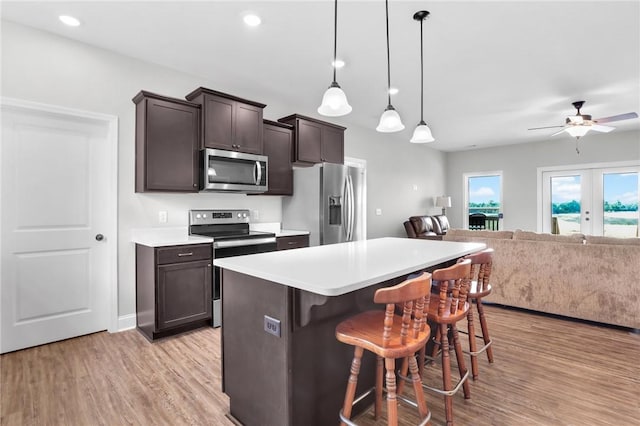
[2,0,639,152]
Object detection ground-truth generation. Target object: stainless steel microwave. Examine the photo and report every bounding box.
[200,149,268,193]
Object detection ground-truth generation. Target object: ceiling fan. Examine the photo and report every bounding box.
[528,100,638,139]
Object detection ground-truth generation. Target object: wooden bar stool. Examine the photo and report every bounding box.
[460,248,495,380]
[412,260,472,426]
[335,272,433,426]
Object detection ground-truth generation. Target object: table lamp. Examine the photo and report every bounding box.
[436,196,451,216]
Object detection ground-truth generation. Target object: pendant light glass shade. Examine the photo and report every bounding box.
[318,82,352,116]
[318,0,351,117]
[411,10,435,143]
[410,121,434,143]
[376,105,405,132]
[377,0,403,133]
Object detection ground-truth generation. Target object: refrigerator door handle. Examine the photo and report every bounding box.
[342,176,349,240]
[349,174,355,240]
[345,174,355,241]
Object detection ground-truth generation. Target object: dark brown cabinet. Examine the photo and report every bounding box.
[261,120,293,195]
[133,91,200,192]
[186,87,266,154]
[136,243,212,341]
[278,114,345,165]
[276,234,310,251]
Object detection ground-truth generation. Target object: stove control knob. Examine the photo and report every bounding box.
[202,213,207,218]
[237,213,242,218]
[242,213,248,218]
[196,214,201,219]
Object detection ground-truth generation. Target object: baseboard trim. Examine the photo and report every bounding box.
[117,314,136,332]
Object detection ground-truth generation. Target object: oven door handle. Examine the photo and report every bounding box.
[214,237,276,249]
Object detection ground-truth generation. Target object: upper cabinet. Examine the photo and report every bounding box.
[186,87,266,155]
[278,114,345,165]
[133,91,200,193]
[262,120,294,196]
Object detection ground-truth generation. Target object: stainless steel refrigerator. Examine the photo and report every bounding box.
[282,162,366,246]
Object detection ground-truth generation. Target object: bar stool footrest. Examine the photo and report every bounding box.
[400,368,470,397]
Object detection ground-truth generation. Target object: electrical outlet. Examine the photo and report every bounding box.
[264,315,281,337]
[375,208,382,216]
[412,184,418,191]
[252,209,259,220]
[158,211,168,223]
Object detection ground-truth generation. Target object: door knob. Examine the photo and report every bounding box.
[95,234,104,241]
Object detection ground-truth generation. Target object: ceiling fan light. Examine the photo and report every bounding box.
[410,122,434,143]
[567,115,584,124]
[376,106,405,133]
[318,83,352,116]
[566,126,590,137]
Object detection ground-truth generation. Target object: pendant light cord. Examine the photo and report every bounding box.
[420,16,424,121]
[385,0,391,106]
[332,0,338,83]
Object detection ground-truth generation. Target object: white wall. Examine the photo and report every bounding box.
[445,130,640,231]
[1,21,447,320]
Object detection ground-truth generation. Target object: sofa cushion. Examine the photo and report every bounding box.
[513,230,584,244]
[446,229,514,240]
[432,215,450,235]
[585,235,640,245]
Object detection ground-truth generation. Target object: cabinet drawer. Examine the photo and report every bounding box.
[156,244,212,264]
[277,235,309,251]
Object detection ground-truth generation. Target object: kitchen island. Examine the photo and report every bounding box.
[214,237,485,426]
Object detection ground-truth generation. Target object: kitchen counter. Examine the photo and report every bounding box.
[218,237,485,426]
[250,221,309,237]
[131,227,213,247]
[214,237,484,296]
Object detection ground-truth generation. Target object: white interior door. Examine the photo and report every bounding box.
[1,100,116,353]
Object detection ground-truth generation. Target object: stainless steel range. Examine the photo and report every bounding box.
[189,209,276,327]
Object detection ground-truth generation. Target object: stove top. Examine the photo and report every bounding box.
[189,209,276,246]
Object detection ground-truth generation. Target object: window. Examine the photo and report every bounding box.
[539,162,639,237]
[464,172,502,230]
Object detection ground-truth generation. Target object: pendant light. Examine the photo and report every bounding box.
[376,0,404,132]
[318,0,352,116]
[410,10,435,143]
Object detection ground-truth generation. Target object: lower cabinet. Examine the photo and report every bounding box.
[276,234,310,251]
[136,243,212,341]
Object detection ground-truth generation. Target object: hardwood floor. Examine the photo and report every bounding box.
[1,305,638,425]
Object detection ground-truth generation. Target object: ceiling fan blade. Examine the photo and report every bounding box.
[550,128,567,137]
[594,112,638,124]
[528,125,565,131]
[591,124,615,133]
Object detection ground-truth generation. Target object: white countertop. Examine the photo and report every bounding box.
[214,237,485,296]
[250,222,308,237]
[131,227,213,247]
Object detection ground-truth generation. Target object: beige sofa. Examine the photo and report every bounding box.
[443,229,640,329]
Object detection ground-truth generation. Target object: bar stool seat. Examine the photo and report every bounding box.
[335,272,433,426]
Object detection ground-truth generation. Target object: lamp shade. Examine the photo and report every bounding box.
[318,83,352,117]
[565,126,590,138]
[376,106,405,132]
[410,121,435,143]
[435,196,451,208]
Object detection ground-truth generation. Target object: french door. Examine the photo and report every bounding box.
[540,164,639,237]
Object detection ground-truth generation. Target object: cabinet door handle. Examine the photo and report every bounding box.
[287,242,296,245]
[177,252,193,257]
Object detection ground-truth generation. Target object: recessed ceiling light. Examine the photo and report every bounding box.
[389,87,399,95]
[243,14,261,27]
[332,59,345,68]
[59,15,80,27]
